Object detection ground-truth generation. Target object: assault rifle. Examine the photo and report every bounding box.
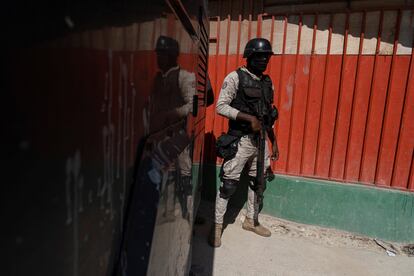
[255,99,267,206]
[255,97,278,206]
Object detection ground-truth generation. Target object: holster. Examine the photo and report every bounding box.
[216,133,240,160]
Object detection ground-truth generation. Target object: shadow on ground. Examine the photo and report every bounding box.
[190,161,253,275]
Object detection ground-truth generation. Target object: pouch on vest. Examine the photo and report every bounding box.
[216,133,240,160]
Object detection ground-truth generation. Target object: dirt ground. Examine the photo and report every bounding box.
[190,201,414,276]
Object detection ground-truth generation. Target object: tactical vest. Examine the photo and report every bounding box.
[228,68,273,136]
[151,68,185,115]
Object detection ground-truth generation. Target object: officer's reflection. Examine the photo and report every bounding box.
[146,36,195,223]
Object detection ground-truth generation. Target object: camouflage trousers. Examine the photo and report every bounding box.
[215,135,270,224]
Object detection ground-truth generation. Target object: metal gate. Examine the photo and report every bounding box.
[205,9,414,191]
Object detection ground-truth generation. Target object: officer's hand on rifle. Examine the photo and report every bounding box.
[250,116,261,132]
[236,112,261,132]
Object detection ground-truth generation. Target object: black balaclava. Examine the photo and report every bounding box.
[155,36,179,73]
[156,51,178,73]
[247,52,271,75]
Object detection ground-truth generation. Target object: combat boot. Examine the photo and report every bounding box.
[242,217,271,237]
[208,223,223,247]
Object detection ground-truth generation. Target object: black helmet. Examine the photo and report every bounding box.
[155,35,179,56]
[243,38,273,58]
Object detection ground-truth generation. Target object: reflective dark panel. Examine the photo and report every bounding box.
[4,1,209,275]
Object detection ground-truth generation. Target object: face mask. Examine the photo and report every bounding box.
[156,52,178,72]
[248,53,270,72]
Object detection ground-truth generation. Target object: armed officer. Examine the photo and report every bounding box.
[209,38,279,247]
[147,36,196,222]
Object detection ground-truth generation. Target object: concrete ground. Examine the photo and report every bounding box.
[191,201,414,276]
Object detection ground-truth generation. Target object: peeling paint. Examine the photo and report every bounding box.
[283,75,294,110]
[303,56,310,75]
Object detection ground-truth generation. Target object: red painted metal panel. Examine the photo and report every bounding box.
[315,55,343,178]
[392,51,414,188]
[345,56,376,181]
[275,15,288,136]
[301,14,318,175]
[329,56,359,180]
[358,10,384,183]
[314,14,334,178]
[360,56,393,183]
[301,56,327,176]
[376,55,411,186]
[328,12,350,180]
[287,55,311,174]
[268,55,282,172]
[286,14,303,175]
[343,11,367,182]
[275,55,297,173]
[267,15,276,73]
[207,9,414,191]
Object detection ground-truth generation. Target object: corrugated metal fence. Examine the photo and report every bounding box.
[205,9,414,191]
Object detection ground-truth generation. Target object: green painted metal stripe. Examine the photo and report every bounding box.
[201,164,414,242]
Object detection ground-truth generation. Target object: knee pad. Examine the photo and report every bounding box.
[219,179,239,199]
